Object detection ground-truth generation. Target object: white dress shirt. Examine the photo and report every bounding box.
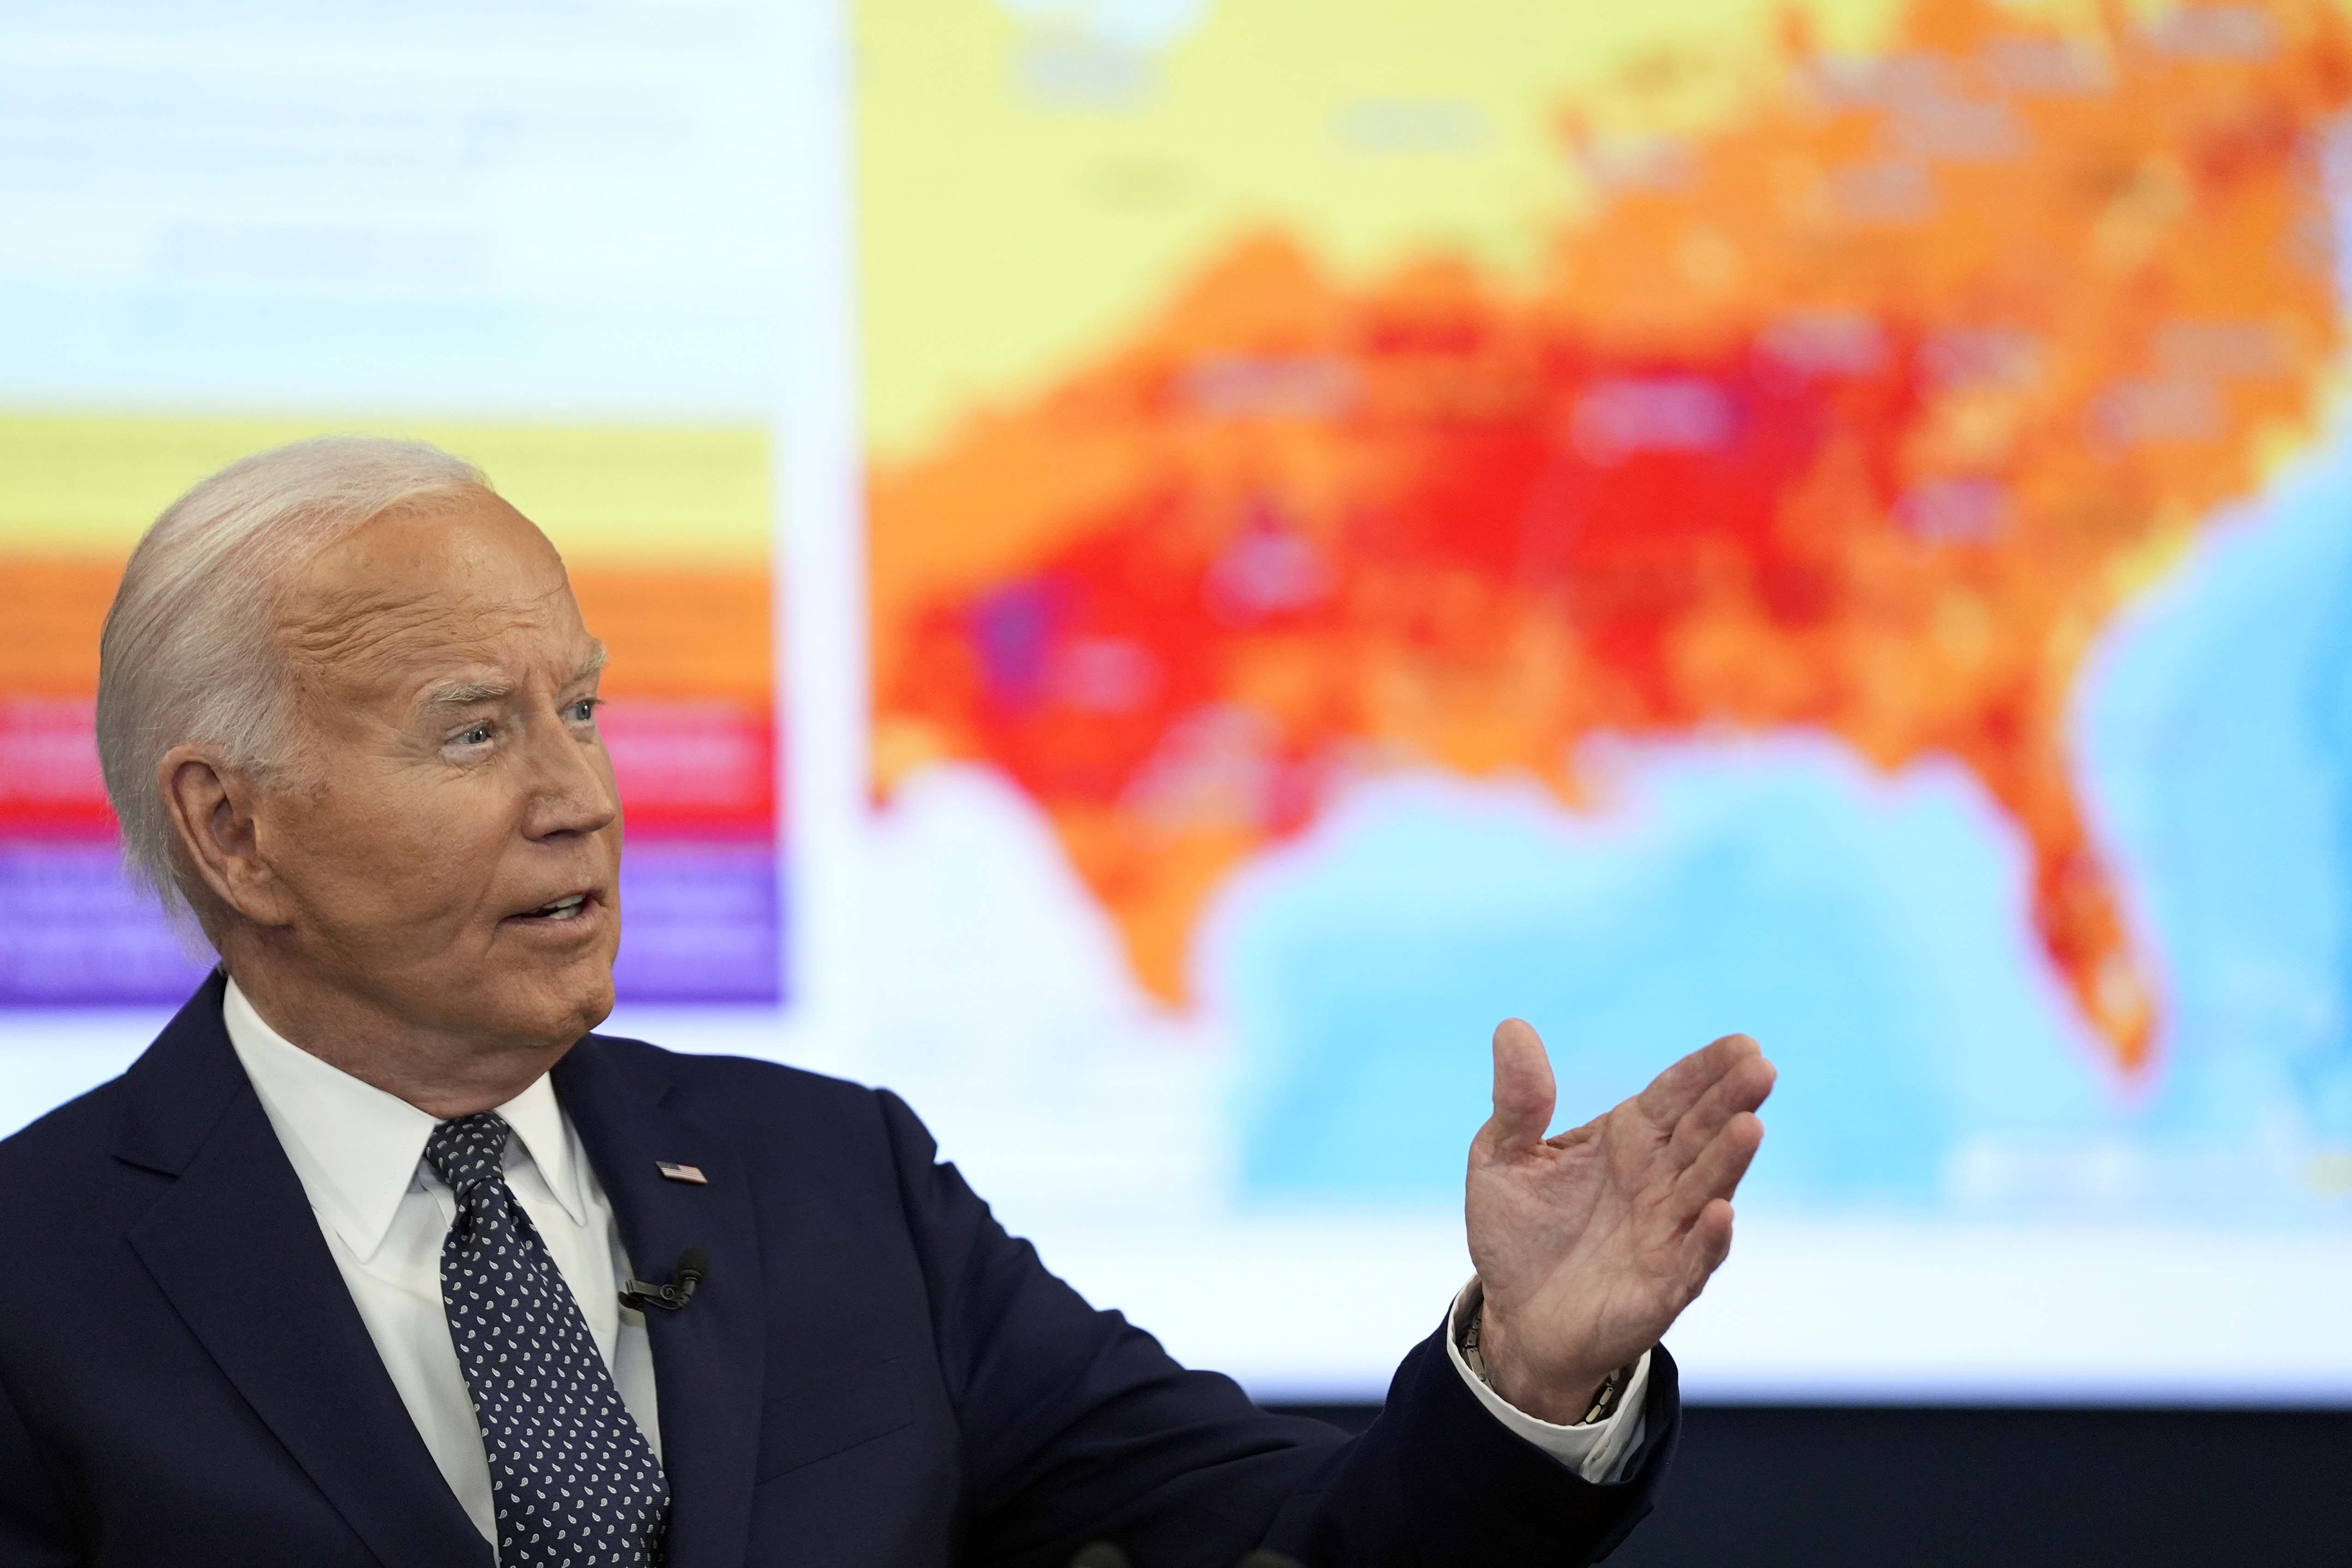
[223,981,659,1550]
[222,977,1646,1548]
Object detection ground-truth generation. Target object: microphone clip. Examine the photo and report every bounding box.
[619,1246,707,1312]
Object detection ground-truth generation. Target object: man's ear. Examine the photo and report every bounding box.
[157,747,294,928]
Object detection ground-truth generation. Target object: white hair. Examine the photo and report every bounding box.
[96,436,489,928]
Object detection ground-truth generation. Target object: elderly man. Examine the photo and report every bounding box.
[0,438,1773,1567]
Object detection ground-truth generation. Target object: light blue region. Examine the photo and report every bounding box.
[0,3,788,419]
[1209,748,2108,1212]
[2080,438,2352,1150]
[1215,428,2352,1222]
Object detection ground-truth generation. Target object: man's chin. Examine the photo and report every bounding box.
[571,979,618,1039]
[548,964,618,1043]
[487,954,617,1054]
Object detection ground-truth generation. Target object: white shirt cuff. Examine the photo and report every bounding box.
[1444,1279,1650,1484]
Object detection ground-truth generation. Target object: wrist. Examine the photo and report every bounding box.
[1459,1299,1630,1426]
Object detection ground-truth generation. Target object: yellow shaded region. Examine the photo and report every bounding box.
[0,412,773,703]
[0,412,771,566]
[859,0,1913,458]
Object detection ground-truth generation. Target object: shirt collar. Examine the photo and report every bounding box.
[221,978,588,1260]
[497,1064,588,1229]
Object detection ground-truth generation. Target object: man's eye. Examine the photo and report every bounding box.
[456,725,493,746]
[568,699,599,723]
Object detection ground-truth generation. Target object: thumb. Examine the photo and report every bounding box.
[1484,1017,1557,1155]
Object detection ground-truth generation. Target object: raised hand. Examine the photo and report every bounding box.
[1464,1020,1775,1424]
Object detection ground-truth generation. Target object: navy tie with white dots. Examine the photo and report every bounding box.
[427,1112,670,1567]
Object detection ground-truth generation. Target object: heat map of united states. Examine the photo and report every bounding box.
[872,0,2352,1074]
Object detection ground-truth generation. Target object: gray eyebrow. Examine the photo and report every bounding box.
[423,679,509,709]
[420,646,605,710]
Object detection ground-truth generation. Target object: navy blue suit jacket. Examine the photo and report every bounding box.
[0,975,1680,1566]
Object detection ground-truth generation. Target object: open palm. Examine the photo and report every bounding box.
[1464,1020,1776,1423]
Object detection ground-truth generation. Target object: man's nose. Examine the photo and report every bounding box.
[519,706,620,840]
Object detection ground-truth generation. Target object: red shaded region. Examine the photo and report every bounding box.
[602,701,776,841]
[0,697,773,843]
[0,700,113,840]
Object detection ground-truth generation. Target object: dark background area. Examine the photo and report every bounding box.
[1267,1404,2352,1567]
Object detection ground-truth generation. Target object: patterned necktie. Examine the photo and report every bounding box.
[427,1112,669,1567]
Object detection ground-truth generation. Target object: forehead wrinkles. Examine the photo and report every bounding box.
[279,577,580,690]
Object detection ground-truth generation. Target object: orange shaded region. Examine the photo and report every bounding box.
[569,567,778,838]
[0,559,118,698]
[873,0,2352,1072]
[0,559,776,843]
[567,566,772,705]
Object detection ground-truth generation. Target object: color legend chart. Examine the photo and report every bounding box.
[0,415,781,1007]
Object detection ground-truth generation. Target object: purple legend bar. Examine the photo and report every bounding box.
[0,840,783,1007]
[0,842,214,1004]
[611,840,785,1004]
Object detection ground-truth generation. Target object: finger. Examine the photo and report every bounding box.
[1481,1017,1558,1155]
[1670,1110,1765,1221]
[1635,1032,1763,1127]
[1667,1052,1777,1167]
[1681,1196,1736,1287]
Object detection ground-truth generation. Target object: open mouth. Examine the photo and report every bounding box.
[511,893,592,923]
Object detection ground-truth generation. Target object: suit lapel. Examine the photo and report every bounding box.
[554,1037,766,1568]
[116,976,490,1568]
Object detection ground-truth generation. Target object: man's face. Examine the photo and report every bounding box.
[253,491,622,1053]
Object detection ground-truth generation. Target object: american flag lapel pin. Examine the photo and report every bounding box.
[655,1161,709,1185]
